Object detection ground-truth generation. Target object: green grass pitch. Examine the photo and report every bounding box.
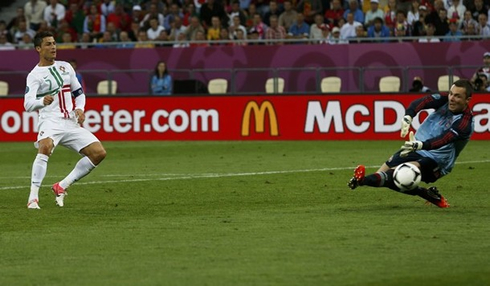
[0,141,489,286]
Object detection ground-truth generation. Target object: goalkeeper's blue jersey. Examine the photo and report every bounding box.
[406,93,474,176]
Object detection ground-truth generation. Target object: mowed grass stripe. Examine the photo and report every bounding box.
[1,159,489,191]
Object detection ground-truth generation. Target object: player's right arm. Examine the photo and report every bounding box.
[400,94,447,138]
[24,73,53,112]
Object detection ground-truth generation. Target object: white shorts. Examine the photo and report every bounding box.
[36,117,100,153]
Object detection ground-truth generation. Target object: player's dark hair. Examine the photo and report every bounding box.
[33,31,54,48]
[453,79,473,98]
[154,61,168,78]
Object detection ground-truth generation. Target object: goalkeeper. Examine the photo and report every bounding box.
[347,79,474,208]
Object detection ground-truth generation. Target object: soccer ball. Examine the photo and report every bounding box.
[393,163,422,191]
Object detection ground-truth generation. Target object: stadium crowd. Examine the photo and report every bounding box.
[0,0,490,50]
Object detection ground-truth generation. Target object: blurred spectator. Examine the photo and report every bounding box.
[473,73,490,92]
[169,16,187,41]
[156,30,171,47]
[190,30,210,47]
[14,20,36,44]
[107,4,131,32]
[94,31,114,48]
[393,10,411,38]
[327,26,348,44]
[229,15,248,39]
[44,0,66,28]
[185,16,206,40]
[412,5,429,36]
[141,3,165,29]
[79,32,92,49]
[173,32,190,47]
[434,8,450,35]
[100,0,115,17]
[56,19,78,42]
[24,0,47,31]
[263,0,282,26]
[183,3,198,26]
[251,13,268,39]
[365,0,384,27]
[0,34,15,50]
[464,22,479,39]
[324,0,344,28]
[287,13,310,42]
[344,0,365,24]
[128,21,140,41]
[151,61,172,95]
[310,13,328,42]
[425,0,444,26]
[265,14,286,44]
[106,22,120,41]
[131,5,145,24]
[218,28,233,44]
[144,0,165,13]
[297,0,323,24]
[254,0,271,17]
[57,32,77,49]
[407,0,421,26]
[83,4,106,40]
[240,0,252,10]
[135,30,156,48]
[233,28,248,45]
[228,1,247,27]
[418,23,441,41]
[340,12,362,40]
[476,13,490,36]
[116,31,136,48]
[278,0,298,31]
[245,3,258,29]
[207,16,222,40]
[471,0,487,21]
[18,33,34,49]
[147,18,166,40]
[444,19,463,40]
[447,0,466,26]
[200,0,229,29]
[367,17,390,41]
[351,24,367,43]
[384,0,397,30]
[164,4,184,31]
[7,7,26,35]
[471,52,490,83]
[0,20,14,43]
[65,3,85,36]
[409,76,431,92]
[460,10,478,34]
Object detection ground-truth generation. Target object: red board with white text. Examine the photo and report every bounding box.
[1,94,489,141]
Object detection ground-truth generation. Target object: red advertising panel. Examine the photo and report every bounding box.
[1,94,489,141]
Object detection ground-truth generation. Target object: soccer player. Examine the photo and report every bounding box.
[24,31,106,209]
[348,79,474,208]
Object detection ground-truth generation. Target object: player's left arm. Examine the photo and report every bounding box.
[68,63,86,125]
[422,112,473,150]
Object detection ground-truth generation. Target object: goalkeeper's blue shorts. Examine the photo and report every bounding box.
[386,150,441,183]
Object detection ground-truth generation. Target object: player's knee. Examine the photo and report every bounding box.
[37,139,53,155]
[92,147,107,165]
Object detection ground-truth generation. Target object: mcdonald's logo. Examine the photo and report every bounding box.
[241,100,279,136]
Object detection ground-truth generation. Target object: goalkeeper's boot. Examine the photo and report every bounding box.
[348,165,365,190]
[52,182,67,207]
[420,186,449,208]
[27,199,41,209]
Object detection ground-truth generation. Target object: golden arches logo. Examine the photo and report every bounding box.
[241,100,279,136]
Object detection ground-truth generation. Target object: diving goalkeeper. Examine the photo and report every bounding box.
[347,79,474,208]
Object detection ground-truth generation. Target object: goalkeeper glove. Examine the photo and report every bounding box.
[400,131,423,157]
[400,115,412,138]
